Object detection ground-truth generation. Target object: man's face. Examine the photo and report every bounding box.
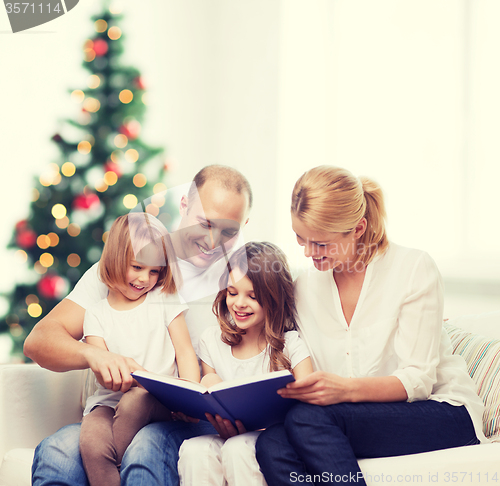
[174,180,250,269]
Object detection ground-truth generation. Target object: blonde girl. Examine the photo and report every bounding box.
[79,212,199,486]
[178,241,313,486]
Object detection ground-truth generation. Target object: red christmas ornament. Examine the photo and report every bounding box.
[16,228,37,249]
[93,38,109,57]
[37,274,68,300]
[73,193,101,210]
[104,161,122,177]
[118,120,141,140]
[15,220,28,230]
[134,76,146,90]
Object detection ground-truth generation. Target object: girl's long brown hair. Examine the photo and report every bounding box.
[213,241,297,372]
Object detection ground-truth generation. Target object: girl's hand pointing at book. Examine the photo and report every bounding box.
[206,413,246,440]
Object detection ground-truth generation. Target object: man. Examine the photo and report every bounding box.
[24,165,252,486]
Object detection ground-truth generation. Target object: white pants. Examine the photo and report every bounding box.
[178,431,268,486]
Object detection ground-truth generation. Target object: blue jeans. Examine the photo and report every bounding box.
[255,401,479,485]
[32,420,216,486]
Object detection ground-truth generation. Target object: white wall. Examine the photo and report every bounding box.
[1,0,499,329]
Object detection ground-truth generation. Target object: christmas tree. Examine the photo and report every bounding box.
[1,1,168,360]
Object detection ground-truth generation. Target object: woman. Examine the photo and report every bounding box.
[255,166,486,485]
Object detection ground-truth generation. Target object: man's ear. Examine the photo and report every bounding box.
[179,195,188,217]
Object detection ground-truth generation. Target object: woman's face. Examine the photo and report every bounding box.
[291,214,364,272]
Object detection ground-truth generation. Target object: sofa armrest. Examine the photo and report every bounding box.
[0,364,85,463]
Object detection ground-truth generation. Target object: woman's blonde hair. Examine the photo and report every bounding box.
[213,242,296,373]
[291,166,388,265]
[99,212,178,294]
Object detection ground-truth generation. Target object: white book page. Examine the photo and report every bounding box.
[207,369,293,393]
[133,371,208,393]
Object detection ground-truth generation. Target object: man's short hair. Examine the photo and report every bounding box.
[188,165,253,209]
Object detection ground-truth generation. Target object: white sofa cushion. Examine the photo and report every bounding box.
[359,443,500,485]
[0,449,33,486]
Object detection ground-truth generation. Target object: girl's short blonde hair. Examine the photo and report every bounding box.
[291,166,389,265]
[99,212,178,294]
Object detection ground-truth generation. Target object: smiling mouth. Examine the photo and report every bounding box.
[130,283,145,291]
[196,243,219,256]
[234,311,253,318]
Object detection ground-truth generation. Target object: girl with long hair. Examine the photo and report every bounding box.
[178,241,313,486]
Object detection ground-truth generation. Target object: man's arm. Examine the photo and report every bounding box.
[23,298,90,371]
[24,298,144,392]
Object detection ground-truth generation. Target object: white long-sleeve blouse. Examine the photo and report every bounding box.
[294,242,487,443]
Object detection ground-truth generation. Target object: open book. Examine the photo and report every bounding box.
[132,369,296,431]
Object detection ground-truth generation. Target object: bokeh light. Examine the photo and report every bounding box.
[40,253,54,268]
[119,89,133,104]
[95,19,107,32]
[48,232,59,246]
[55,216,69,229]
[34,262,48,275]
[108,26,122,40]
[37,235,51,249]
[95,180,108,192]
[61,162,76,177]
[87,75,101,89]
[103,171,118,186]
[133,173,147,187]
[83,97,101,113]
[146,204,160,217]
[123,194,138,209]
[67,223,81,237]
[26,294,39,305]
[78,141,92,154]
[71,90,85,103]
[67,254,81,267]
[27,303,42,318]
[51,204,67,219]
[114,134,128,148]
[125,149,139,163]
[84,48,96,62]
[15,250,27,263]
[153,183,167,194]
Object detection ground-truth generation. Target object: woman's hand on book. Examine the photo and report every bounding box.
[277,370,351,406]
[206,413,246,440]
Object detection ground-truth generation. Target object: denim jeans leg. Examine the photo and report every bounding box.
[120,420,217,486]
[285,401,478,484]
[256,424,311,486]
[32,423,88,486]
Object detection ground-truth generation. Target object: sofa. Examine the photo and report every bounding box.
[1,312,499,486]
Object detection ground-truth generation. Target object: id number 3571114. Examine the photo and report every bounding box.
[5,3,62,14]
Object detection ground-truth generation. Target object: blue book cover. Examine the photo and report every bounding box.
[132,369,296,431]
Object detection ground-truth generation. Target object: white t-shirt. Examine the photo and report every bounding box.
[66,262,218,354]
[198,327,310,381]
[82,289,187,415]
[294,242,487,443]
